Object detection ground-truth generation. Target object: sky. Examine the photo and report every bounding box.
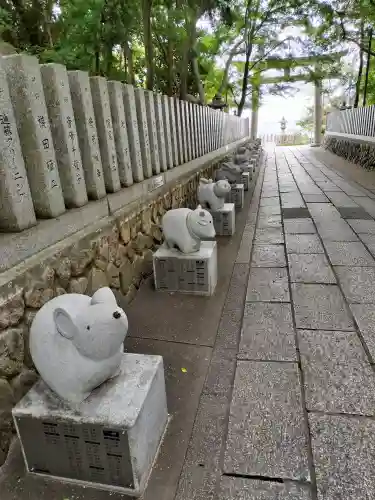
[257,82,315,135]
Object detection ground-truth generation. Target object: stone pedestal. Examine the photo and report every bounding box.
[13,353,168,497]
[241,172,250,191]
[210,203,235,236]
[226,184,244,209]
[153,241,217,296]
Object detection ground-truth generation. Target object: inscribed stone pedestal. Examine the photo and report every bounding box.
[144,90,160,174]
[134,88,152,178]
[123,84,144,182]
[68,70,106,200]
[40,63,88,208]
[174,97,184,165]
[107,80,133,187]
[0,59,36,231]
[161,95,174,169]
[90,76,121,192]
[3,54,65,218]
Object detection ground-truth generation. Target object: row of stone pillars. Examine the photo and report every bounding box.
[0,54,251,233]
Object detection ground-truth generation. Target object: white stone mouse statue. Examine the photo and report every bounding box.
[216,162,243,184]
[29,287,128,404]
[162,205,216,254]
[198,178,231,211]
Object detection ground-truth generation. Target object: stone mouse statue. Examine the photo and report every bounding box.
[197,178,231,211]
[216,162,243,184]
[29,287,128,404]
[162,205,215,254]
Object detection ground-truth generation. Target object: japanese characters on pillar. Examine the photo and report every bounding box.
[3,54,65,218]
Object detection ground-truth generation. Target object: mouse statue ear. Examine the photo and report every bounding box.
[91,287,117,307]
[54,308,79,339]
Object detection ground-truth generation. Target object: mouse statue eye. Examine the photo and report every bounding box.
[86,325,90,330]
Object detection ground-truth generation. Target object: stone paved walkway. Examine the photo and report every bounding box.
[219,146,375,499]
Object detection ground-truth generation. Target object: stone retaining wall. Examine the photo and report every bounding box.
[324,136,375,170]
[0,152,230,466]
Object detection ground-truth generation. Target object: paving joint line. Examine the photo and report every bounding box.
[276,150,319,500]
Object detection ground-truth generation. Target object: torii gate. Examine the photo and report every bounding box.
[249,52,346,146]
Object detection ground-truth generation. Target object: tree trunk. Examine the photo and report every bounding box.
[237,42,252,116]
[189,19,205,104]
[167,12,174,96]
[142,0,154,90]
[363,29,373,107]
[354,23,365,108]
[123,41,135,85]
[217,40,245,95]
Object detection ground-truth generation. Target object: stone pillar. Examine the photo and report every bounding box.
[144,90,160,174]
[107,81,133,187]
[186,102,197,161]
[68,70,106,200]
[123,84,144,182]
[161,95,174,169]
[220,112,225,147]
[313,79,323,147]
[0,59,36,231]
[204,107,209,153]
[168,97,179,166]
[154,93,168,172]
[90,76,121,193]
[173,97,184,165]
[3,54,65,218]
[179,99,188,163]
[206,107,211,152]
[196,105,202,157]
[40,63,88,208]
[134,88,153,178]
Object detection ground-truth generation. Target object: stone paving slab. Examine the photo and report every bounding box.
[246,267,290,302]
[284,218,316,234]
[251,244,286,267]
[258,205,282,216]
[309,414,375,500]
[218,477,312,500]
[302,193,329,203]
[350,304,375,361]
[282,208,311,219]
[358,233,375,256]
[288,253,336,284]
[260,197,280,207]
[281,192,305,208]
[347,219,375,234]
[257,215,282,228]
[335,266,375,303]
[338,207,373,220]
[285,234,324,254]
[325,191,359,207]
[224,361,309,480]
[238,302,296,361]
[323,241,375,266]
[298,329,375,414]
[291,284,355,330]
[315,220,359,242]
[255,227,284,244]
[175,394,228,500]
[307,202,342,220]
